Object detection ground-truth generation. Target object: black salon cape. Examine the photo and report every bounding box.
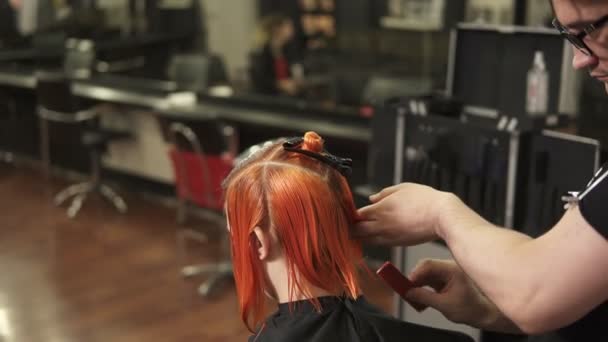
[248,296,473,342]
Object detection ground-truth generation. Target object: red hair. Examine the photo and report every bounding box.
[223,131,364,332]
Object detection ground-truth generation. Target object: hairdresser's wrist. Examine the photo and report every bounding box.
[434,192,460,241]
[435,192,487,243]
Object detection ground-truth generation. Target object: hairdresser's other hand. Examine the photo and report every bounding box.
[406,259,521,333]
[355,183,454,246]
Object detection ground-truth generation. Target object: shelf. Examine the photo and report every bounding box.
[380,16,443,31]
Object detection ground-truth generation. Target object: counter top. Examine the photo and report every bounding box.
[0,68,370,141]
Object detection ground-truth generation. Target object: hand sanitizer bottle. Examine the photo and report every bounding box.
[526,51,549,116]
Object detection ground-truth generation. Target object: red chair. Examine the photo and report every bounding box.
[169,149,233,216]
[167,120,237,296]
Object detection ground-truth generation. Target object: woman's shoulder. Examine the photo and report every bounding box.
[352,297,474,342]
[247,296,362,342]
[249,296,474,342]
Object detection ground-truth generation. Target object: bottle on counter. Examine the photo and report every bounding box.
[526,50,550,115]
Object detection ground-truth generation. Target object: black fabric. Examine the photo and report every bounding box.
[249,45,280,95]
[526,302,608,342]
[249,296,473,342]
[0,2,18,46]
[523,162,608,342]
[249,45,296,96]
[579,163,608,239]
[81,129,131,148]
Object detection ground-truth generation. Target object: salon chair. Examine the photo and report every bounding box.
[167,53,229,92]
[36,70,129,218]
[161,117,237,296]
[0,89,16,165]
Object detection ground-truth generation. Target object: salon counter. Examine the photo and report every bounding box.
[0,68,370,184]
[0,68,370,141]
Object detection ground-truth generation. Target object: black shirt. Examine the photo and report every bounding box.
[249,45,296,96]
[579,162,608,239]
[249,45,279,95]
[249,296,473,342]
[527,163,608,342]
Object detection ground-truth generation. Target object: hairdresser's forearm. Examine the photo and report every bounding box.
[437,195,608,334]
[435,195,547,333]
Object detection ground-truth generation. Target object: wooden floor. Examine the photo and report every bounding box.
[0,163,393,342]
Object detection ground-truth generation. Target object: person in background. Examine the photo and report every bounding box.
[222,131,473,342]
[11,0,56,37]
[249,14,301,96]
[0,0,19,46]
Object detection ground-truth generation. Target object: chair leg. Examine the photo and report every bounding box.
[39,117,51,179]
[54,182,92,206]
[182,263,222,277]
[100,184,128,214]
[178,229,209,246]
[197,267,233,297]
[178,229,211,277]
[67,193,88,219]
[181,261,232,278]
[176,197,188,224]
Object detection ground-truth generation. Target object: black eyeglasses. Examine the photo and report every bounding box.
[283,137,353,177]
[552,15,608,56]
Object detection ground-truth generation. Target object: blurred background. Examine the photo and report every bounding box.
[0,1,605,341]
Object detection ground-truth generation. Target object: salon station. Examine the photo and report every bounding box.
[0,1,605,342]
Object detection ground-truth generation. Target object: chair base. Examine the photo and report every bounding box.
[54,181,127,218]
[181,261,233,297]
[178,228,233,297]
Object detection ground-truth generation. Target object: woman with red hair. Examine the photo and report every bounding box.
[223,131,472,342]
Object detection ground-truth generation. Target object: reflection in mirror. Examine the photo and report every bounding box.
[240,0,474,110]
[0,0,558,114]
[465,0,514,25]
[526,0,553,27]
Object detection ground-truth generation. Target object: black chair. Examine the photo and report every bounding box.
[63,38,96,79]
[362,76,433,105]
[64,38,147,78]
[159,116,237,296]
[247,51,274,95]
[167,53,229,92]
[332,72,369,107]
[36,70,129,218]
[520,131,600,237]
[0,89,16,164]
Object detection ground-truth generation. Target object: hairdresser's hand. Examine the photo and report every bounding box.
[406,259,521,334]
[277,79,299,96]
[355,183,455,246]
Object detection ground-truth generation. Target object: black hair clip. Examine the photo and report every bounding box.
[283,137,353,177]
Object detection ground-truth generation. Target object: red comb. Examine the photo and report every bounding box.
[376,261,427,312]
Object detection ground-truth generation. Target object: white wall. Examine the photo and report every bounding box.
[466,0,514,25]
[526,0,552,27]
[201,0,258,81]
[97,0,130,33]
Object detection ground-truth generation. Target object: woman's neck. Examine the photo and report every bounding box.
[265,256,339,304]
[276,284,337,304]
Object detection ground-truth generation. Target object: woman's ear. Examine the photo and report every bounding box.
[252,226,270,261]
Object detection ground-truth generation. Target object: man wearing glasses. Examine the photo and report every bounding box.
[355,1,607,340]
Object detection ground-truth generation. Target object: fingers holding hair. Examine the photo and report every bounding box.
[369,184,402,203]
